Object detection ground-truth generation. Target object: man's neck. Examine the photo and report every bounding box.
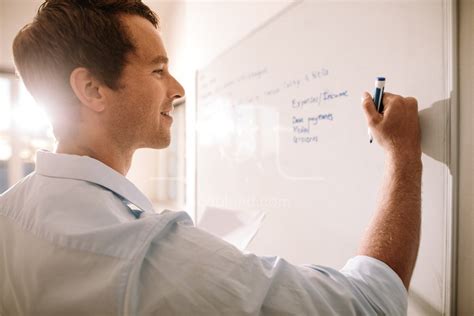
[56,140,135,176]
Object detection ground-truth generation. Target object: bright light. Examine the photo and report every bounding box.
[0,78,11,131]
[13,103,51,134]
[0,141,12,161]
[13,83,51,134]
[197,98,235,146]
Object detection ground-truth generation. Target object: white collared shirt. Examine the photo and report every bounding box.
[0,150,407,315]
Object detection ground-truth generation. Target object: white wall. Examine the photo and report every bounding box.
[458,1,474,314]
[0,0,41,69]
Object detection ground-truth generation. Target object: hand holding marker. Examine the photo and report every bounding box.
[368,77,385,143]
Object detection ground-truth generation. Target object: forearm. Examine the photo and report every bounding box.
[358,152,422,289]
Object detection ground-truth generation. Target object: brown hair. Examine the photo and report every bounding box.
[12,0,158,139]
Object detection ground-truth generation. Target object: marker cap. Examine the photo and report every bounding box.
[375,77,386,89]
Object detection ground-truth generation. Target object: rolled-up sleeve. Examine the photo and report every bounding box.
[339,256,407,314]
[133,214,407,315]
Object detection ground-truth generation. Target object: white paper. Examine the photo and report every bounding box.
[197,206,266,250]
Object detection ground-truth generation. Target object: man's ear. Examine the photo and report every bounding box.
[69,67,106,112]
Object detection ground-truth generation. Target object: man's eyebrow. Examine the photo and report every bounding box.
[150,55,169,64]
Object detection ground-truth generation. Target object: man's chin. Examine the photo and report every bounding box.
[152,137,171,149]
[137,133,171,150]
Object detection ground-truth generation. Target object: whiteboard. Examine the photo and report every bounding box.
[196,1,456,315]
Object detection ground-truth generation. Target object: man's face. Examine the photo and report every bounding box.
[103,14,184,150]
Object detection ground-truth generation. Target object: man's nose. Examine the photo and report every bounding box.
[169,75,185,100]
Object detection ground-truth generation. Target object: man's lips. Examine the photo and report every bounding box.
[160,106,174,124]
[160,106,173,117]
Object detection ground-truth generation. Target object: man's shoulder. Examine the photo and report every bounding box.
[0,172,37,212]
[1,172,131,228]
[0,172,155,258]
[2,171,115,206]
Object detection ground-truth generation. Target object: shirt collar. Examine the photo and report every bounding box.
[35,150,154,214]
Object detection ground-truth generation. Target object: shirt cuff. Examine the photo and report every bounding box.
[341,255,408,315]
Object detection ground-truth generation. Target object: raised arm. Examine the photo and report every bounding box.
[358,92,422,289]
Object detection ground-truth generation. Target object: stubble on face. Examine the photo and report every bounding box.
[106,80,171,151]
[104,15,173,151]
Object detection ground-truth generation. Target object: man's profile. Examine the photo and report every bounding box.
[0,1,422,315]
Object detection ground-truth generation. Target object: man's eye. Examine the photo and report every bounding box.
[153,69,164,75]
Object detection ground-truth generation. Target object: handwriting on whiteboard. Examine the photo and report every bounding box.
[292,90,348,109]
[199,67,330,106]
[292,114,335,144]
[198,66,349,146]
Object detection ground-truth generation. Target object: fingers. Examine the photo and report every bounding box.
[383,93,418,109]
[382,92,403,107]
[361,91,382,126]
[404,97,418,109]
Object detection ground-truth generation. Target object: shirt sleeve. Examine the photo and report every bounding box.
[339,256,408,314]
[132,212,407,315]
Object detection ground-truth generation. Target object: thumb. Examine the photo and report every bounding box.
[361,91,381,127]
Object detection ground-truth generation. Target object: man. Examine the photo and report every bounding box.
[0,1,422,315]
